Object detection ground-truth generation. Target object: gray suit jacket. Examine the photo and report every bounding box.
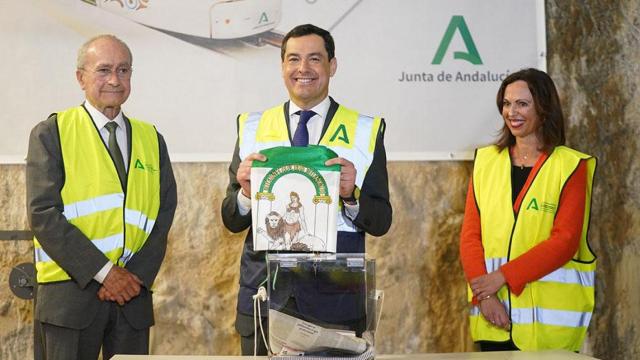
[26,105,177,330]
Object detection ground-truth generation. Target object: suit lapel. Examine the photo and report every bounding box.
[283,101,292,142]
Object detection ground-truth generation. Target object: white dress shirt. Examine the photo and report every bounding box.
[84,100,129,170]
[287,96,331,146]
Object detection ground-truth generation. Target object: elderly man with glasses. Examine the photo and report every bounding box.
[26,34,177,360]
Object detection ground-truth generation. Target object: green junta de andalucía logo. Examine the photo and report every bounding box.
[134,159,158,172]
[329,124,350,144]
[432,15,483,65]
[526,197,557,214]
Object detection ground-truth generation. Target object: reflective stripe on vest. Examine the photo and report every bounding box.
[484,257,594,287]
[469,145,596,351]
[62,194,156,236]
[35,233,124,263]
[33,106,161,283]
[238,104,382,232]
[63,193,123,220]
[471,306,591,327]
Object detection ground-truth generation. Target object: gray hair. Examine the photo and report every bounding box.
[76,34,133,70]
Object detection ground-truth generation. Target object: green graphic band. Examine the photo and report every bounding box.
[256,164,332,205]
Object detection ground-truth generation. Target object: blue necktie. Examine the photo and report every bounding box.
[291,110,315,147]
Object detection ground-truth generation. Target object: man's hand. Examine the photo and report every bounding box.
[236,153,267,198]
[479,296,511,330]
[470,270,507,300]
[102,266,143,305]
[325,157,356,199]
[97,286,116,302]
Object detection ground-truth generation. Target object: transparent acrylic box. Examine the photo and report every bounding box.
[266,253,377,358]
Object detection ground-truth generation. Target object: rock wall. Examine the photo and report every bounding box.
[547,1,640,358]
[0,165,33,359]
[0,161,474,359]
[1,1,639,359]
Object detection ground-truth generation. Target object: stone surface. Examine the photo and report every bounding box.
[150,163,243,355]
[368,162,472,353]
[150,161,474,355]
[0,165,33,360]
[547,1,640,358]
[0,161,474,359]
[1,1,640,359]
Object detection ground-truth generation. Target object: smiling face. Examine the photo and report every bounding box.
[76,37,132,118]
[501,80,542,142]
[282,34,336,109]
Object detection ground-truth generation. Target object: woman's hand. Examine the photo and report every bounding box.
[471,270,506,300]
[479,296,511,330]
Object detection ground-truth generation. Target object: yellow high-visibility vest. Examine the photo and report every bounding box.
[469,145,596,351]
[34,106,160,283]
[238,104,383,232]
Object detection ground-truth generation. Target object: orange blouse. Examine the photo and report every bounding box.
[460,156,588,299]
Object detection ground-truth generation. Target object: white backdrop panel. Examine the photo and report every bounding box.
[0,0,545,163]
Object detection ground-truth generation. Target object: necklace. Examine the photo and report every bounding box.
[521,152,528,168]
[513,147,532,169]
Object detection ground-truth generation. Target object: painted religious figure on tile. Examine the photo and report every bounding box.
[252,146,340,252]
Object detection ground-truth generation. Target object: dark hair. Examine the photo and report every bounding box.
[281,24,335,61]
[495,68,565,152]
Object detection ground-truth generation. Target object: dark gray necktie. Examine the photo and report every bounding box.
[104,121,127,189]
[292,110,315,146]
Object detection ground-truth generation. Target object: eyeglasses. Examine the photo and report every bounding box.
[80,66,132,79]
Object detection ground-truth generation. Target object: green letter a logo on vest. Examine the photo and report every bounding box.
[432,15,483,65]
[329,124,350,144]
[526,198,539,211]
[135,159,145,170]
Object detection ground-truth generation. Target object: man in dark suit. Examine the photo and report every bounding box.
[26,34,177,360]
[221,24,392,355]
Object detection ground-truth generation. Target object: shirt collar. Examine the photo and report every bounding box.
[288,96,331,120]
[83,100,125,130]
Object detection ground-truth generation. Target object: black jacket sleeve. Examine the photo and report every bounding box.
[352,119,392,236]
[220,130,252,233]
